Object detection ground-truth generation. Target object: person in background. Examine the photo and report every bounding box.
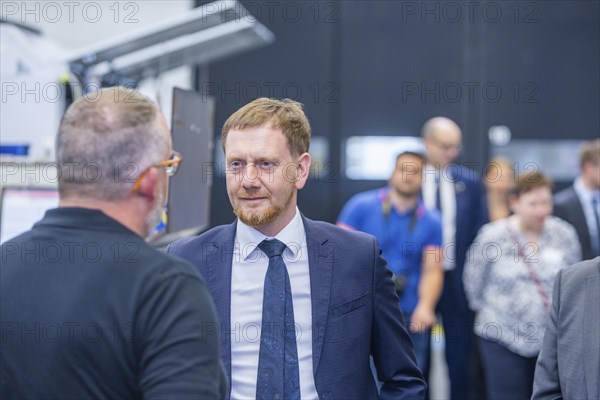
[553,139,600,260]
[167,98,426,400]
[464,171,581,400]
[0,87,227,399]
[337,150,443,386]
[484,157,515,222]
[532,256,600,400]
[420,116,488,400]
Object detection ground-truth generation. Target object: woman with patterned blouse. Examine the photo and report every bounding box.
[463,171,581,400]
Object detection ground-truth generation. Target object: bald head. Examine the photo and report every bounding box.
[421,117,463,168]
[56,87,170,201]
[421,117,462,141]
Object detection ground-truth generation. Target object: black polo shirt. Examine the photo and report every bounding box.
[1,207,226,399]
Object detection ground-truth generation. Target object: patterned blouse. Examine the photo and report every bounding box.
[463,215,581,357]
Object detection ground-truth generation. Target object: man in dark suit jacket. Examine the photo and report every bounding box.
[532,256,600,400]
[0,87,227,399]
[420,117,488,400]
[168,98,426,400]
[553,139,600,260]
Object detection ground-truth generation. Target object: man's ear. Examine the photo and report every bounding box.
[294,152,312,190]
[136,168,158,202]
[508,193,518,213]
[582,160,593,177]
[423,135,432,147]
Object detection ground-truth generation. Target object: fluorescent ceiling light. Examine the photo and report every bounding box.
[67,0,274,81]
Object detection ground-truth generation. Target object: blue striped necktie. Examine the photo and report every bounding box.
[256,239,301,400]
[592,196,600,257]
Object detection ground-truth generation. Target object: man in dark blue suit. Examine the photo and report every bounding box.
[420,117,488,400]
[553,139,600,261]
[167,98,426,400]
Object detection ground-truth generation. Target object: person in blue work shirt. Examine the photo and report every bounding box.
[337,150,444,385]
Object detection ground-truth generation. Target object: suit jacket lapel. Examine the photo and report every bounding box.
[205,221,236,391]
[583,263,600,400]
[568,188,592,247]
[451,169,466,210]
[302,215,334,375]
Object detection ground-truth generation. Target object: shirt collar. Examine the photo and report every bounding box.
[425,163,451,183]
[425,163,439,176]
[35,207,137,236]
[574,177,599,203]
[381,186,423,217]
[235,207,305,261]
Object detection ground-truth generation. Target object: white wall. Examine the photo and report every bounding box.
[14,1,194,49]
[0,0,194,160]
[31,0,195,115]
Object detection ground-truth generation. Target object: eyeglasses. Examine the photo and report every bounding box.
[429,136,462,152]
[133,151,183,191]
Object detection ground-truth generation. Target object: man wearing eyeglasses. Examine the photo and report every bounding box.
[0,87,227,399]
[421,117,488,400]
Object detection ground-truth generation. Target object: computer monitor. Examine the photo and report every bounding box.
[167,87,215,235]
[0,187,59,244]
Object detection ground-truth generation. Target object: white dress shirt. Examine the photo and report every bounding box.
[574,177,600,253]
[230,207,318,400]
[423,164,457,270]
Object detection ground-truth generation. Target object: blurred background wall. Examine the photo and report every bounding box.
[1,0,598,226]
[197,0,599,225]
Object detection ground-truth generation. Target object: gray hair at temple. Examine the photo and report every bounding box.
[56,87,169,201]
